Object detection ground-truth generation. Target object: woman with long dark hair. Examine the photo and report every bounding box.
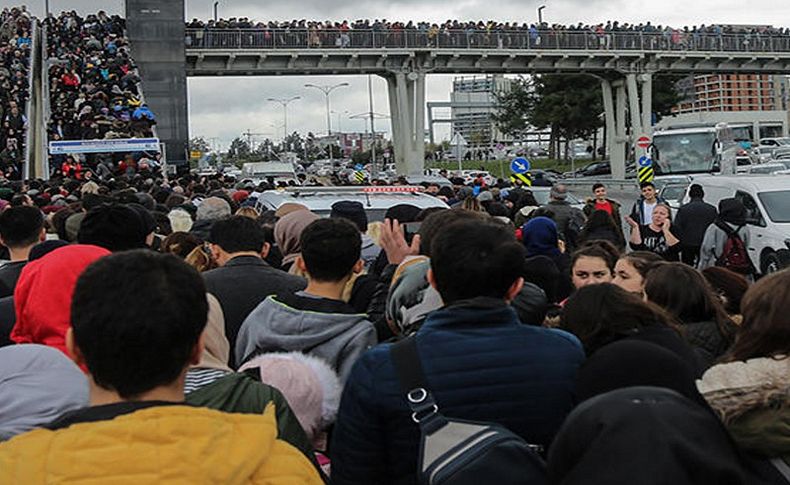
[644,262,736,368]
[561,283,701,374]
[697,270,790,469]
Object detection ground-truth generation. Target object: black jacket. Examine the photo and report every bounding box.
[674,198,717,247]
[203,255,306,368]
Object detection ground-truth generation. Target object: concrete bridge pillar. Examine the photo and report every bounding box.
[384,71,426,175]
[602,72,653,179]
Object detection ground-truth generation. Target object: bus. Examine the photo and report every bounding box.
[649,122,746,175]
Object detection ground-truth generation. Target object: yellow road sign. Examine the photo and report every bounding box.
[510,172,532,186]
[638,166,655,183]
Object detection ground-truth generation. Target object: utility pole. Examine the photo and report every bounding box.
[368,75,377,178]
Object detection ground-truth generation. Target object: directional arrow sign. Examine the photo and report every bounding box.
[510,157,530,174]
[638,155,653,168]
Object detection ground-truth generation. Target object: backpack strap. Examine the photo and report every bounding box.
[390,337,447,434]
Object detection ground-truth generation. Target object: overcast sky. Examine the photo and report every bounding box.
[6,0,785,149]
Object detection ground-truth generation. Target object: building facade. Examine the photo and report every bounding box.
[450,75,512,147]
[674,74,789,113]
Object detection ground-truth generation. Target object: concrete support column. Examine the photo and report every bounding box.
[615,80,628,177]
[640,73,653,135]
[626,73,643,137]
[384,71,426,175]
[601,79,624,179]
[414,72,426,171]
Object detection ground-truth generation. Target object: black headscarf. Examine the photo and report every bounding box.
[548,387,763,485]
[574,339,706,407]
[717,198,747,226]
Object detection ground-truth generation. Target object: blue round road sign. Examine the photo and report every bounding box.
[510,157,531,174]
[638,156,653,168]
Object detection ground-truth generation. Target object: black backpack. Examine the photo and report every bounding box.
[714,222,754,275]
[390,337,548,485]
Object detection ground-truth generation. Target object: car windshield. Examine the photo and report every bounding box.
[757,190,790,223]
[662,186,686,201]
[652,132,716,173]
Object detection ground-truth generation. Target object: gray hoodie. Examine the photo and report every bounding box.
[235,291,377,382]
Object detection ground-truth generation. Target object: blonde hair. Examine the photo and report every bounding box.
[184,245,217,273]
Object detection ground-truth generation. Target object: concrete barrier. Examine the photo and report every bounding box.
[560,178,638,191]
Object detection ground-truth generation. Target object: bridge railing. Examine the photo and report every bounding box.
[185,28,790,53]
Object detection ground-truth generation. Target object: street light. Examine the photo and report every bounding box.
[213,1,220,22]
[304,82,350,135]
[331,110,350,133]
[267,96,300,149]
[305,82,349,162]
[537,5,546,24]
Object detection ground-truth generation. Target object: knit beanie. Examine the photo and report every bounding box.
[330,200,368,232]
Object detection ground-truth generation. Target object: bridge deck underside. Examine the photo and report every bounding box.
[185,48,790,76]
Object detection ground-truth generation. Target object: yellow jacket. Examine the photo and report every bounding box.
[0,403,322,484]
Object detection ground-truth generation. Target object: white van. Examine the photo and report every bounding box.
[684,175,790,274]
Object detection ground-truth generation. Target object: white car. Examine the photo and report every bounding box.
[685,175,790,274]
[254,185,449,221]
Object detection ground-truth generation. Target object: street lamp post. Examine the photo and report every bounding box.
[305,82,349,162]
[537,5,546,24]
[267,96,300,151]
[213,1,219,22]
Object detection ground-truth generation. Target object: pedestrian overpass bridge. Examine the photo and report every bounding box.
[124,0,790,177]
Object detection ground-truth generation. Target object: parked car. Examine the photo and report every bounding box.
[563,161,611,178]
[683,175,790,274]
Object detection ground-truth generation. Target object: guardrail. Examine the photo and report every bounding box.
[22,19,37,179]
[561,177,638,192]
[41,23,51,179]
[185,28,790,53]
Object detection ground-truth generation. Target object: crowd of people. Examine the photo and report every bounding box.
[186,17,790,52]
[0,7,32,179]
[45,11,156,178]
[0,167,787,483]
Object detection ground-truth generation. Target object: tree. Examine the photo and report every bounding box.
[492,77,534,139]
[652,74,685,123]
[529,75,604,160]
[189,136,211,153]
[227,137,251,161]
[495,75,604,160]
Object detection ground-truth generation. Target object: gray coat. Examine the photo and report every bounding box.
[235,291,377,382]
[698,222,751,270]
[203,255,306,368]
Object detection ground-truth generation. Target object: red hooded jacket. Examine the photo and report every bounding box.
[12,245,110,356]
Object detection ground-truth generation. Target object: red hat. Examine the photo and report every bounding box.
[232,190,249,203]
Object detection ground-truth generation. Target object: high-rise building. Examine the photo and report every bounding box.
[450,75,512,146]
[674,74,789,113]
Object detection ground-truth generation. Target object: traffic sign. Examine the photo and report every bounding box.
[636,135,651,150]
[510,172,532,187]
[638,166,655,183]
[510,157,530,174]
[638,155,653,168]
